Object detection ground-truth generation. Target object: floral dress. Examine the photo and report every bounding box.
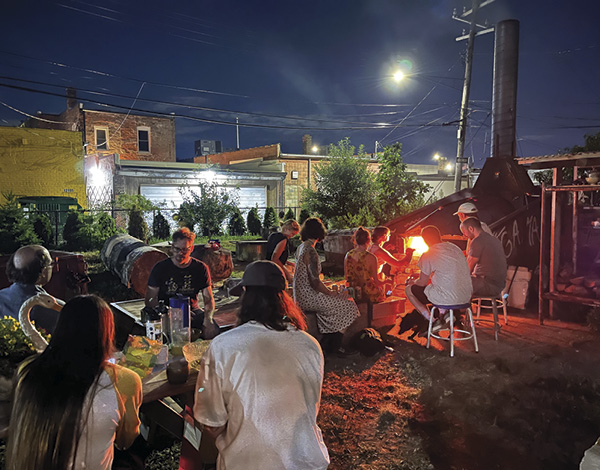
[346,249,385,303]
[293,241,359,334]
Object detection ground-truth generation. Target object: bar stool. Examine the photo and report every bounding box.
[471,295,504,341]
[426,303,479,357]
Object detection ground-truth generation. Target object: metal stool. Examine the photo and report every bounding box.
[471,295,504,341]
[426,303,479,357]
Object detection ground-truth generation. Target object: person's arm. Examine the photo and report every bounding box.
[145,285,160,309]
[194,348,228,436]
[377,247,410,268]
[467,237,482,275]
[466,255,478,274]
[203,424,227,440]
[271,239,293,281]
[305,247,336,296]
[344,252,350,282]
[367,253,384,288]
[111,366,143,450]
[412,270,430,287]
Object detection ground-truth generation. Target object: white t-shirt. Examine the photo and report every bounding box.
[194,321,330,470]
[418,242,473,307]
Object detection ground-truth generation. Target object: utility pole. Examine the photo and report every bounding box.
[236,116,240,150]
[452,0,494,192]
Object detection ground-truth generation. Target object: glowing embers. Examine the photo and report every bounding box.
[407,236,429,256]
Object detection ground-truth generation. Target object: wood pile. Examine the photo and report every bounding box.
[555,265,600,298]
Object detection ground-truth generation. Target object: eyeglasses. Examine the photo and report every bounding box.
[171,246,193,254]
[43,259,59,271]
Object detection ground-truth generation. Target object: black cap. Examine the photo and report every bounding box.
[229,260,287,296]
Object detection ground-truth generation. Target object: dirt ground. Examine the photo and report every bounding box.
[318,311,600,470]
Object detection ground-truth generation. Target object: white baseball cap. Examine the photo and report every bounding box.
[453,202,478,215]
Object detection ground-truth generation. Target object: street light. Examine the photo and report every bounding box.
[433,153,441,161]
[393,70,405,83]
[312,145,318,153]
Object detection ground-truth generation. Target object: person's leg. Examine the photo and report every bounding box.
[405,285,431,320]
[471,276,501,298]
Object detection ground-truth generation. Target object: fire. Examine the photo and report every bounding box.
[407,236,429,255]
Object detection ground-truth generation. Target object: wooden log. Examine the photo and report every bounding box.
[235,240,267,262]
[564,284,589,296]
[191,246,233,282]
[101,234,168,296]
[570,276,585,286]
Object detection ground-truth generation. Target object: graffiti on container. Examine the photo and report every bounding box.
[494,215,539,259]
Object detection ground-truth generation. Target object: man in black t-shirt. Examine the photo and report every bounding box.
[145,228,219,338]
[265,219,300,282]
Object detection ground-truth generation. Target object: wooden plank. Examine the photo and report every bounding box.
[549,168,563,319]
[546,184,600,192]
[143,369,199,404]
[543,292,600,308]
[572,166,578,272]
[539,184,546,325]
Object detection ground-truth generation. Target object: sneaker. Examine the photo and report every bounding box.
[431,318,445,333]
[334,347,360,358]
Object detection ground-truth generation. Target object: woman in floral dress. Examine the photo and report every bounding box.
[345,227,385,303]
[293,218,359,356]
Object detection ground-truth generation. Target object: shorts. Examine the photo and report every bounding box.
[471,276,503,298]
[409,284,431,305]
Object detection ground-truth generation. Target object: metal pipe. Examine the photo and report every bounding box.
[491,19,520,159]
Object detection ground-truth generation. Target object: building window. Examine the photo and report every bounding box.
[291,171,299,179]
[138,127,150,153]
[95,127,108,150]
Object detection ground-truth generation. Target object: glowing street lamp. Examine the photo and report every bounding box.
[433,153,441,161]
[312,145,319,153]
[393,70,405,83]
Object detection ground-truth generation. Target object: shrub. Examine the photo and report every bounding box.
[263,207,278,230]
[63,211,84,249]
[228,207,247,236]
[32,213,53,246]
[247,207,262,236]
[0,193,40,254]
[95,211,117,244]
[177,182,235,237]
[330,206,380,230]
[284,208,295,220]
[153,211,171,240]
[299,208,311,225]
[128,205,149,241]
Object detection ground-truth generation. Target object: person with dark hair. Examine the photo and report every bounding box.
[344,227,384,303]
[7,295,142,470]
[405,225,472,331]
[294,218,359,356]
[0,245,62,333]
[265,219,300,282]
[145,227,219,339]
[194,260,330,470]
[369,226,413,283]
[460,217,507,297]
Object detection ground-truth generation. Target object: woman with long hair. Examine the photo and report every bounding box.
[194,260,329,470]
[7,295,142,470]
[345,227,385,303]
[293,218,359,356]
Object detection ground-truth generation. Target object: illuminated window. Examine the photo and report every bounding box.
[95,127,108,150]
[138,127,150,153]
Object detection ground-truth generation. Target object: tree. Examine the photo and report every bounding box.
[567,130,600,153]
[263,207,278,230]
[153,211,171,240]
[376,143,429,219]
[116,194,156,212]
[178,182,235,237]
[247,207,262,235]
[284,208,295,220]
[228,207,247,236]
[0,193,40,254]
[299,208,311,225]
[63,210,104,251]
[128,206,149,241]
[32,213,53,246]
[302,138,377,222]
[95,211,118,245]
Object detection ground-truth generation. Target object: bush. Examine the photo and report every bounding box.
[63,211,105,251]
[153,211,171,240]
[177,182,235,237]
[299,208,311,225]
[278,210,285,219]
[247,207,262,236]
[228,207,247,236]
[175,201,196,231]
[32,213,53,246]
[96,211,117,244]
[263,207,278,230]
[63,211,84,249]
[128,206,149,241]
[284,208,295,220]
[0,193,40,254]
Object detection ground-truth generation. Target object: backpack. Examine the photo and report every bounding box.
[350,328,386,357]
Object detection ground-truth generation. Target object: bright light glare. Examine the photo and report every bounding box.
[433,153,441,161]
[312,146,318,153]
[408,236,429,255]
[201,170,216,181]
[445,163,453,171]
[88,165,104,187]
[393,71,404,82]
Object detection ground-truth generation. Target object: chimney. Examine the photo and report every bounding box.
[66,87,77,110]
[490,20,519,159]
[302,134,313,154]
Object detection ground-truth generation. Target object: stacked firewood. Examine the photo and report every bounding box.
[555,265,600,298]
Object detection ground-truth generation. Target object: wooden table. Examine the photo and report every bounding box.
[141,365,218,470]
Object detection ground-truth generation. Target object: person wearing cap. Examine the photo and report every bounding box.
[454,202,493,234]
[194,260,330,470]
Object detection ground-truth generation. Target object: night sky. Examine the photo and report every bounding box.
[0,0,598,166]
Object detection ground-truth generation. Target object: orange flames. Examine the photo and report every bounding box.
[407,236,429,256]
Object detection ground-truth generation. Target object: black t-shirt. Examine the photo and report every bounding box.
[265,232,289,264]
[147,258,211,310]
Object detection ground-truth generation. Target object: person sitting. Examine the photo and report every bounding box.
[405,225,473,331]
[345,227,384,303]
[194,260,330,470]
[0,245,62,334]
[368,226,413,286]
[145,227,219,339]
[460,217,507,298]
[7,295,142,470]
[265,219,300,282]
[454,202,493,253]
[293,218,360,357]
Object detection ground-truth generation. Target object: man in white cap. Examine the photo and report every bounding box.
[454,202,493,235]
